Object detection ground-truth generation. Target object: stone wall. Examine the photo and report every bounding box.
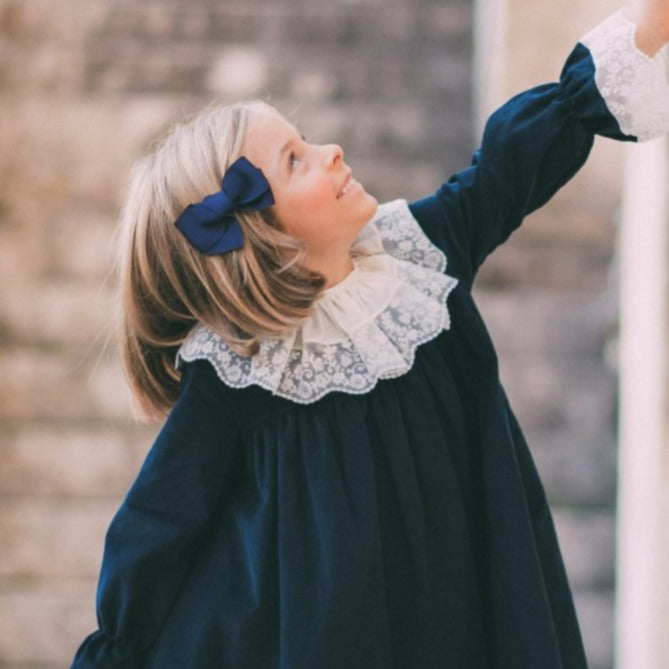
[0,1,619,667]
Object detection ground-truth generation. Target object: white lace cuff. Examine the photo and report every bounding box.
[581,9,669,141]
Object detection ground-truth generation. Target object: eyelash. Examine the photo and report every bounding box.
[289,151,301,172]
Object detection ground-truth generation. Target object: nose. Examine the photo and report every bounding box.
[323,143,344,167]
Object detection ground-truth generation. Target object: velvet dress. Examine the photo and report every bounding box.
[72,10,669,669]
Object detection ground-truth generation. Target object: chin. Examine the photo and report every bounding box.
[361,193,379,221]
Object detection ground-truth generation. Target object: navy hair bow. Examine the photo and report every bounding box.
[174,156,275,255]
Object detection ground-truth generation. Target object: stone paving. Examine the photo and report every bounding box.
[0,1,619,667]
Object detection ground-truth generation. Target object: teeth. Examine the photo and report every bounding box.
[339,179,355,197]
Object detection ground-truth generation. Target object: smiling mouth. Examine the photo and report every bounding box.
[337,175,357,198]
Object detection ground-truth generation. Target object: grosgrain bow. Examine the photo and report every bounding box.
[175,156,275,255]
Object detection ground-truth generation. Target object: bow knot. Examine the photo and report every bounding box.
[175,156,274,255]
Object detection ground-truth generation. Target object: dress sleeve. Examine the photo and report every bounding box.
[409,9,669,287]
[71,361,241,668]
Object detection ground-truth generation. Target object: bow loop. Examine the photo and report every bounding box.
[175,156,274,255]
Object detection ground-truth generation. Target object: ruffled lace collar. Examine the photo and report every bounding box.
[177,199,458,404]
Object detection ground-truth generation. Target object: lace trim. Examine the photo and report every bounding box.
[178,200,458,404]
[581,9,669,142]
[371,199,447,271]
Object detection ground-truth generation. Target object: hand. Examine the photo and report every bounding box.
[632,0,669,55]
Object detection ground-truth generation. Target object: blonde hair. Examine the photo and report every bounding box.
[117,101,324,420]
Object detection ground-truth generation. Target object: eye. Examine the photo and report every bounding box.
[289,151,301,172]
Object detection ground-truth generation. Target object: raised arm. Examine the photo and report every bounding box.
[410,6,669,286]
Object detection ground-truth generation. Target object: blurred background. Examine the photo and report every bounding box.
[0,1,666,668]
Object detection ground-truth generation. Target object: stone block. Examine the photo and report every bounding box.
[128,2,176,40]
[46,209,117,280]
[530,428,617,506]
[282,6,368,46]
[206,45,269,97]
[573,589,615,669]
[268,49,471,108]
[102,2,267,43]
[477,231,615,291]
[0,581,97,667]
[0,498,118,579]
[498,354,616,436]
[475,289,616,358]
[0,423,152,497]
[1,0,108,45]
[289,70,340,103]
[0,348,134,422]
[417,1,474,46]
[553,509,616,589]
[0,223,48,286]
[0,96,181,218]
[0,282,115,347]
[0,41,87,96]
[202,7,269,43]
[0,0,109,99]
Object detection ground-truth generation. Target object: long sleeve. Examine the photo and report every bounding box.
[410,9,669,286]
[71,362,242,668]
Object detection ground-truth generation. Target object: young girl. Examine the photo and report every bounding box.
[72,3,669,668]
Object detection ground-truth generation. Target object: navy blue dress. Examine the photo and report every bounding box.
[72,42,637,668]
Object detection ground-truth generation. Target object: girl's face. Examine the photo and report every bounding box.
[242,106,378,278]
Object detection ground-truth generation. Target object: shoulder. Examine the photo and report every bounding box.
[407,190,476,285]
[157,360,242,446]
[176,359,234,416]
[124,360,246,500]
[176,358,303,430]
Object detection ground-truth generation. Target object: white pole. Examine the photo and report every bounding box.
[473,0,507,137]
[616,136,668,669]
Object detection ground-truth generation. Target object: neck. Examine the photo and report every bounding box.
[303,248,354,288]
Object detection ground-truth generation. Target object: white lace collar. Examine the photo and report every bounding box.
[177,199,458,404]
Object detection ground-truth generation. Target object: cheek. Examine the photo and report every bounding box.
[294,179,333,212]
[277,181,335,235]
